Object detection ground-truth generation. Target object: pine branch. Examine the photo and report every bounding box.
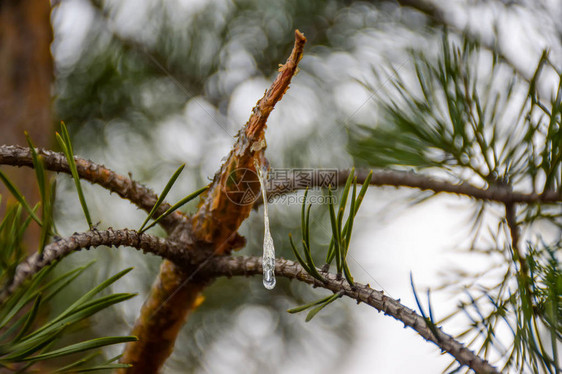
[0,228,193,304]
[0,229,499,373]
[0,145,188,233]
[3,146,559,217]
[203,256,500,374]
[505,203,533,316]
[264,168,562,204]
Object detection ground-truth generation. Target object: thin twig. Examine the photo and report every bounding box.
[204,255,500,374]
[0,145,188,233]
[0,228,193,304]
[505,203,532,294]
[0,228,499,374]
[345,170,562,204]
[262,168,562,205]
[2,147,560,221]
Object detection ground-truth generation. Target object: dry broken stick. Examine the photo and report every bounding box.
[118,30,307,372]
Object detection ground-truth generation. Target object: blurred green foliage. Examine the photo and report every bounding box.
[350,31,562,372]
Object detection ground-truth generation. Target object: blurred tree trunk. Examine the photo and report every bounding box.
[0,0,54,250]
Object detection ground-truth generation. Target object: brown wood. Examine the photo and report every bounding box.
[118,30,307,372]
[0,0,54,250]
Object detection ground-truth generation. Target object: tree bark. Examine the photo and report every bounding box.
[0,0,54,250]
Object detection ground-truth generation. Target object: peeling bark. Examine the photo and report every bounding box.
[118,30,307,372]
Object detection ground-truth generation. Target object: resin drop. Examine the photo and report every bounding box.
[255,161,276,290]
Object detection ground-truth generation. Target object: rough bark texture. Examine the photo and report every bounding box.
[0,145,190,231]
[203,256,499,374]
[0,0,53,250]
[263,167,562,204]
[0,228,193,303]
[0,0,53,147]
[122,261,206,374]
[118,30,307,373]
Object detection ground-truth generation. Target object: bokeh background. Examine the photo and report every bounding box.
[3,0,562,372]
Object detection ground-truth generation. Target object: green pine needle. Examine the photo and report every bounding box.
[289,188,325,282]
[301,240,325,282]
[336,169,354,244]
[0,264,137,369]
[287,293,337,314]
[327,188,340,270]
[355,170,372,212]
[0,265,55,329]
[0,171,42,227]
[26,133,57,251]
[24,268,134,341]
[305,292,344,322]
[56,123,93,229]
[301,188,309,248]
[139,163,185,232]
[25,133,47,204]
[52,351,102,373]
[140,185,209,233]
[288,234,311,274]
[342,261,354,286]
[325,239,335,265]
[60,363,132,373]
[343,178,357,257]
[12,295,41,343]
[20,336,137,362]
[410,273,440,342]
